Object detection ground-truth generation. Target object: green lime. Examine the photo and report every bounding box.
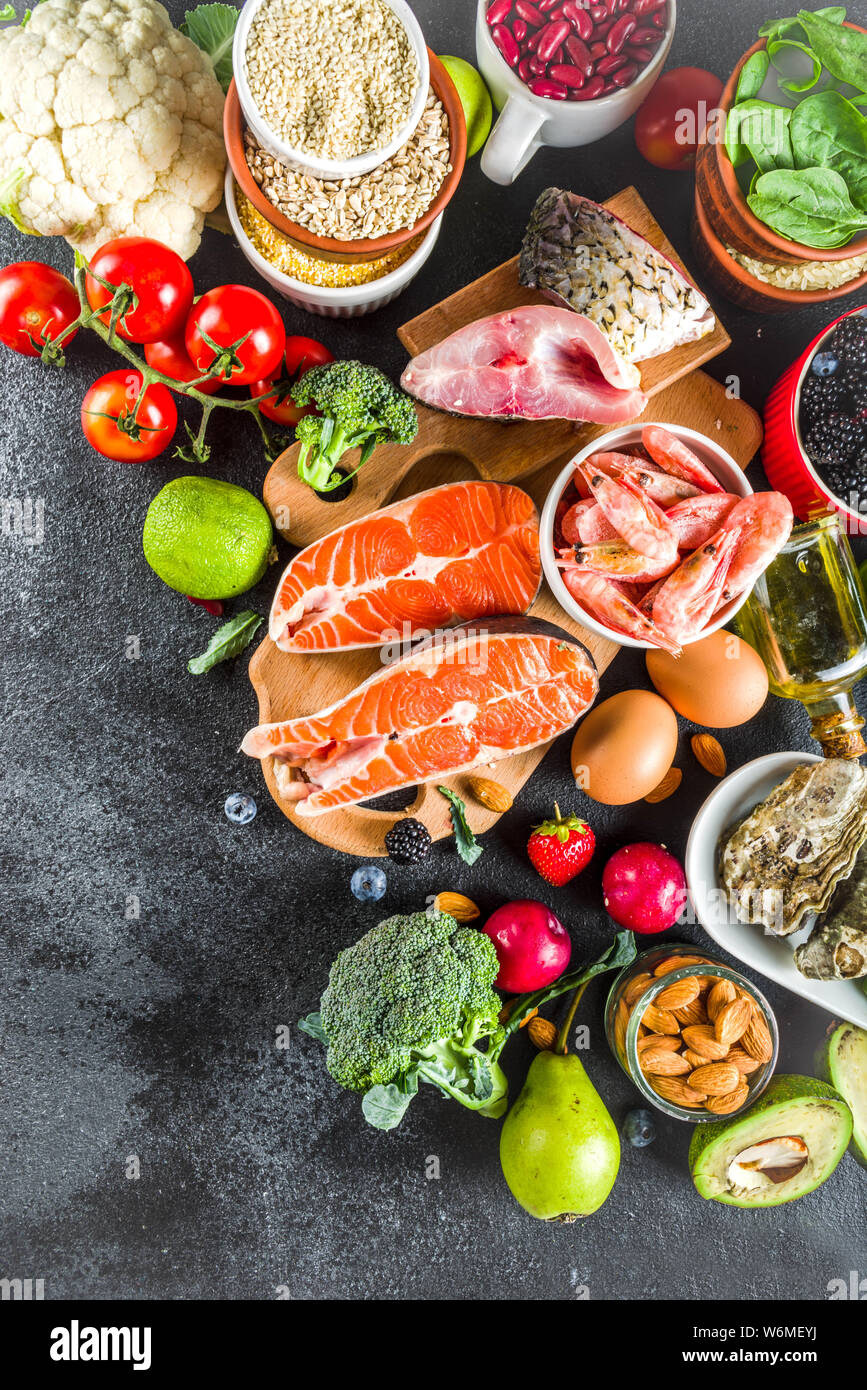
[143,476,274,600]
[438,55,493,158]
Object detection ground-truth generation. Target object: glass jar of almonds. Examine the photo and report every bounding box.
[604,944,779,1123]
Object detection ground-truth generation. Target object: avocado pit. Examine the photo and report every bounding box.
[726,1135,809,1195]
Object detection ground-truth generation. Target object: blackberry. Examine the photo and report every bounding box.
[800,372,848,423]
[384,817,432,864]
[830,315,867,359]
[839,364,867,413]
[805,413,864,467]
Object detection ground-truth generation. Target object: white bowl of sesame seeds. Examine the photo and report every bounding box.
[234,0,430,180]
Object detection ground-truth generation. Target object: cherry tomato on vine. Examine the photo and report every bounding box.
[248,378,310,426]
[184,285,285,387]
[634,68,723,171]
[144,335,221,394]
[81,370,177,462]
[85,237,194,344]
[283,335,334,378]
[0,261,79,357]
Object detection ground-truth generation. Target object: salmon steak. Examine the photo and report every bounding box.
[269,482,542,652]
[400,304,647,423]
[242,617,598,816]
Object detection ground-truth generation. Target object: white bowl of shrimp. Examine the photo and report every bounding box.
[539,422,788,657]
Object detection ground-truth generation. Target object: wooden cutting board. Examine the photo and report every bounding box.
[249,368,763,857]
[263,186,732,547]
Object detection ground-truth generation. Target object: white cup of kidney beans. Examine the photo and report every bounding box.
[476,0,676,183]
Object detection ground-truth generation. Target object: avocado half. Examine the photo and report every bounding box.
[816,1024,867,1170]
[689,1075,852,1207]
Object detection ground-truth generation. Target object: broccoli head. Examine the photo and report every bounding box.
[292,360,418,493]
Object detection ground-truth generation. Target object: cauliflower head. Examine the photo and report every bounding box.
[0,0,226,260]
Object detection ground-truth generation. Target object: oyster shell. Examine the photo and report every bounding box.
[795,845,867,980]
[721,760,867,937]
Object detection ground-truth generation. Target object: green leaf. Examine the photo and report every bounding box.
[736,49,770,102]
[436,786,484,866]
[0,166,38,235]
[759,8,846,42]
[468,1053,493,1103]
[798,9,867,91]
[734,99,794,173]
[500,931,638,1040]
[181,4,239,93]
[768,38,823,93]
[0,5,17,19]
[747,165,867,247]
[187,610,263,674]
[361,1074,418,1130]
[790,88,867,210]
[298,1012,327,1044]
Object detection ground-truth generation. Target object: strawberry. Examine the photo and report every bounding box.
[527,804,595,886]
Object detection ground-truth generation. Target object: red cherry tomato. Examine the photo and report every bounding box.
[85,237,194,344]
[81,369,177,462]
[634,67,723,170]
[283,334,334,378]
[249,378,310,426]
[144,335,221,394]
[0,261,79,357]
[184,285,285,386]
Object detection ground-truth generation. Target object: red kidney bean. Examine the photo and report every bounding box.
[538,0,561,10]
[607,13,636,52]
[612,60,639,85]
[564,34,593,73]
[562,1,592,38]
[632,24,663,42]
[513,17,528,40]
[651,10,666,25]
[601,79,618,93]
[615,0,632,10]
[527,26,543,49]
[518,56,532,81]
[634,0,664,10]
[551,45,564,62]
[492,23,521,65]
[588,39,607,58]
[571,74,607,98]
[626,43,655,63]
[529,76,568,97]
[515,0,545,25]
[548,62,587,87]
[529,53,548,74]
[595,52,627,75]
[594,16,616,37]
[486,0,513,26]
[537,17,570,61]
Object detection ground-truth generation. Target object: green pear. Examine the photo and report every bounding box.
[499,1051,620,1221]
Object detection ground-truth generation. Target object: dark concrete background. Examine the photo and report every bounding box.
[1,0,865,1301]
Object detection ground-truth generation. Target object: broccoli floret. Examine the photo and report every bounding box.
[292,360,418,493]
[314,911,507,1126]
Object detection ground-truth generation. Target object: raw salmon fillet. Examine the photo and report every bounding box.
[242,617,598,816]
[400,304,647,423]
[270,482,541,652]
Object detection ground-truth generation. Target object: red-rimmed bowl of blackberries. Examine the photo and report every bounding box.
[763,307,867,536]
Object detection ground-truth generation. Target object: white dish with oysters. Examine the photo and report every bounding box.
[686,752,867,1028]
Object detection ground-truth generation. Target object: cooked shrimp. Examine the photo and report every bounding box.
[666,493,740,550]
[561,499,618,546]
[577,462,679,566]
[715,492,794,600]
[559,541,677,583]
[561,567,683,657]
[651,525,742,643]
[609,458,702,507]
[642,425,726,494]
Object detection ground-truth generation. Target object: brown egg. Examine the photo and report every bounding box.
[646,630,768,728]
[570,690,678,806]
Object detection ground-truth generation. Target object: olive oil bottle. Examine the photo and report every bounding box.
[735,514,867,757]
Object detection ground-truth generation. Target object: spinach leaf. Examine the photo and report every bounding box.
[759,8,846,42]
[187,610,263,674]
[747,165,867,247]
[731,99,794,173]
[500,931,638,1040]
[769,38,823,92]
[790,89,867,210]
[736,49,770,101]
[798,9,867,92]
[436,786,484,865]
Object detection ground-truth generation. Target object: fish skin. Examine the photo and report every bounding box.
[269,481,542,652]
[241,617,599,816]
[400,304,646,424]
[519,188,716,364]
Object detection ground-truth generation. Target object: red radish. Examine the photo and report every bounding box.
[602,843,686,933]
[482,899,571,993]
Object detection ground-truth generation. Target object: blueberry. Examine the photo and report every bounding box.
[624,1108,656,1148]
[811,350,839,378]
[350,865,387,902]
[224,793,257,825]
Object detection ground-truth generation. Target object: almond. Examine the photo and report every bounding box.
[641,1003,680,1035]
[466,775,513,813]
[691,733,727,778]
[624,972,655,1007]
[527,1015,558,1051]
[742,1008,774,1063]
[673,998,708,1028]
[688,1061,741,1096]
[434,891,480,922]
[706,978,737,1022]
[704,1081,750,1115]
[715,997,753,1049]
[649,1076,708,1107]
[644,767,682,803]
[640,1047,692,1076]
[655,976,701,1012]
[683,1048,710,1069]
[726,1047,762,1076]
[637,1033,682,1055]
[614,998,629,1056]
[653,954,709,977]
[681,1023,729,1061]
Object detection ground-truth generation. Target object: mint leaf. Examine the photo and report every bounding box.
[187,610,262,675]
[181,4,239,92]
[437,786,484,866]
